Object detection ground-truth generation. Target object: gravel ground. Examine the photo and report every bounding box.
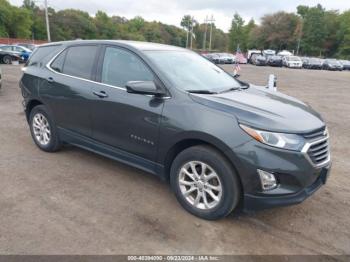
[0,64,349,255]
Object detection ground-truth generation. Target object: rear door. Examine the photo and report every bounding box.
[42,44,100,137]
[91,46,165,162]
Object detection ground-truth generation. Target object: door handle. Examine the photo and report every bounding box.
[47,77,55,83]
[93,91,108,98]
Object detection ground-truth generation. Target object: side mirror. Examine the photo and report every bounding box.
[126,81,166,96]
[267,74,277,91]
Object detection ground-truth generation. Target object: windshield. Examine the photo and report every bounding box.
[287,56,301,61]
[18,46,32,52]
[145,51,241,93]
[310,58,321,63]
[327,59,340,65]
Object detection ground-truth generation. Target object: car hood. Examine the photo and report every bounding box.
[190,86,325,133]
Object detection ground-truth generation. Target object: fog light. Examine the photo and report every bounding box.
[257,169,277,191]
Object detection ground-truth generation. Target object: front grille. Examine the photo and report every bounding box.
[303,127,330,166]
[303,127,326,140]
[307,139,329,165]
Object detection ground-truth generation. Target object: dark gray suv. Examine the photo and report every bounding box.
[20,40,331,220]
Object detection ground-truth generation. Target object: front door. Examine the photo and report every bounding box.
[91,46,165,162]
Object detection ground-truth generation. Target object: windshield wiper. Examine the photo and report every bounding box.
[187,90,218,94]
[219,87,240,93]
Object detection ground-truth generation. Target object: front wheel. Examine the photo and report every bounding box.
[170,145,241,220]
[3,55,12,64]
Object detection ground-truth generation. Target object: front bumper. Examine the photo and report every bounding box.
[269,61,282,66]
[228,131,331,212]
[243,164,331,211]
[256,60,267,66]
[288,64,302,68]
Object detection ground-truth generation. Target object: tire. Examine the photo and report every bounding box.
[29,105,62,152]
[170,145,241,220]
[3,55,12,64]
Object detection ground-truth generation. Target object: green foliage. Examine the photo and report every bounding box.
[337,11,350,59]
[50,9,97,40]
[249,12,300,51]
[94,11,115,39]
[297,4,327,56]
[181,15,192,31]
[0,1,349,58]
[228,13,245,52]
[0,0,32,38]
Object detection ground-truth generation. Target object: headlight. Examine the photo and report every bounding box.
[240,124,305,151]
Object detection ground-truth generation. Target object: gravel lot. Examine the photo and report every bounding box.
[0,64,349,255]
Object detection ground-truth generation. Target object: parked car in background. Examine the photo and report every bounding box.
[267,55,283,67]
[202,53,222,64]
[262,49,276,60]
[0,50,22,64]
[339,60,350,70]
[277,50,293,57]
[283,56,302,69]
[14,43,37,51]
[251,54,267,66]
[247,50,262,64]
[305,58,323,69]
[301,57,310,68]
[322,59,343,71]
[217,53,235,64]
[0,45,32,62]
[201,53,214,62]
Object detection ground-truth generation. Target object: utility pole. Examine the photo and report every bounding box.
[44,0,51,42]
[208,15,215,51]
[190,16,194,49]
[296,18,303,55]
[203,15,208,50]
[186,19,190,48]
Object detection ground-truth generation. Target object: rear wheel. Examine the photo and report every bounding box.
[3,55,12,64]
[29,105,62,152]
[170,145,241,220]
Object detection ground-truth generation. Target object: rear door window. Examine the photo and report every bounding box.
[50,50,67,72]
[62,45,98,80]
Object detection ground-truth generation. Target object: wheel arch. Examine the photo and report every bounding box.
[25,99,45,122]
[161,133,243,187]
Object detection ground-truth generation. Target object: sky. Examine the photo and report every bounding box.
[9,0,350,32]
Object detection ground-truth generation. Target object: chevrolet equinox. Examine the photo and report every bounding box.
[20,41,331,220]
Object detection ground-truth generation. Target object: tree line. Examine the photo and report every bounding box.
[0,0,349,59]
[229,4,350,59]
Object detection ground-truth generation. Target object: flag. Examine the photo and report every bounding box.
[234,45,246,64]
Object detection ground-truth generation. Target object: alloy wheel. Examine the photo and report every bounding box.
[3,56,11,64]
[32,113,51,146]
[178,161,223,210]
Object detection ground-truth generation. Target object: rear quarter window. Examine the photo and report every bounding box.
[27,45,62,67]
